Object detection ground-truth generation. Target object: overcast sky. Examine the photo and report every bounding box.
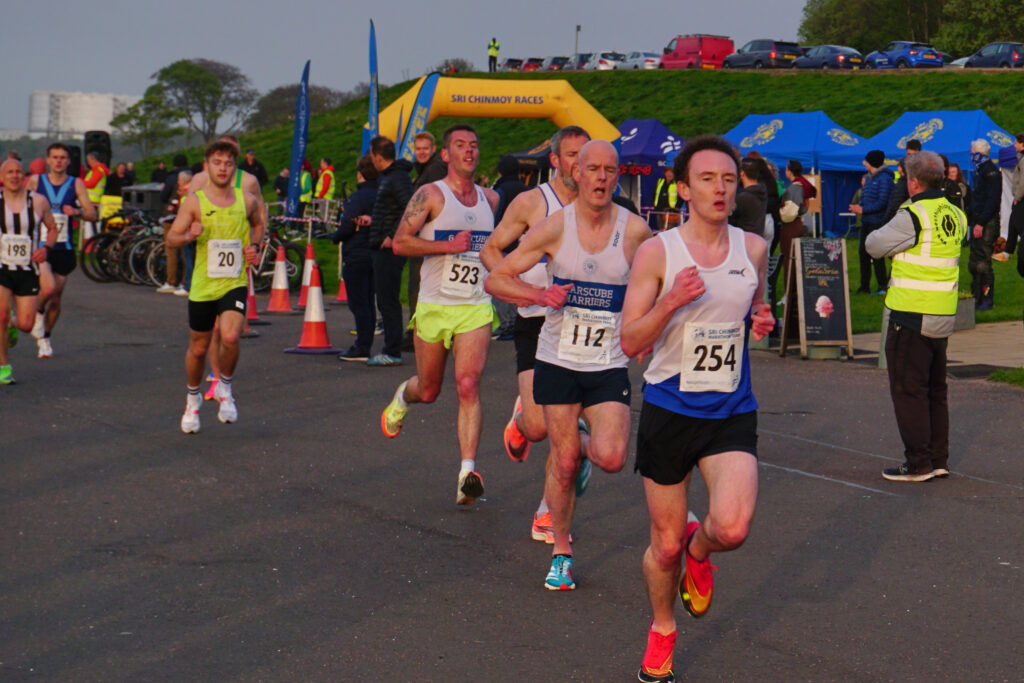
[1,0,807,131]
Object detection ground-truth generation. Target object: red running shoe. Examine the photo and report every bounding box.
[679,511,717,618]
[638,625,676,682]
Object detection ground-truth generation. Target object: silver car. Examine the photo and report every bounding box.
[619,51,660,70]
[584,51,626,70]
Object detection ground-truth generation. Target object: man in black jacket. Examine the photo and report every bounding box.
[968,139,1002,310]
[332,155,378,361]
[403,132,449,350]
[366,136,414,365]
[238,149,269,189]
[730,158,767,236]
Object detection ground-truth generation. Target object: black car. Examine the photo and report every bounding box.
[965,42,1024,68]
[794,45,864,69]
[723,39,803,69]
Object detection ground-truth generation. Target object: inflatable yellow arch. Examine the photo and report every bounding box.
[365,76,620,160]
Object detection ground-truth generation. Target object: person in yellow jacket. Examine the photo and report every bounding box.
[653,165,679,230]
[81,153,109,239]
[316,158,335,200]
[866,150,967,483]
[488,37,500,72]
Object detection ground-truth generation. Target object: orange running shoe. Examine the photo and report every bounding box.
[531,511,573,544]
[638,625,676,682]
[679,511,717,618]
[203,379,219,401]
[504,396,530,462]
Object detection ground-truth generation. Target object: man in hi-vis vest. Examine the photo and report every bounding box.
[867,150,967,483]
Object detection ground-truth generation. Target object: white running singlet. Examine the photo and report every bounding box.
[643,226,759,418]
[518,182,562,318]
[418,180,495,307]
[535,203,630,371]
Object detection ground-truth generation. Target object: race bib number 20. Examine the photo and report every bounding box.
[207,239,243,279]
[679,321,744,392]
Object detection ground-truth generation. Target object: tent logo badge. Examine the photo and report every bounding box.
[660,136,682,154]
[741,120,783,148]
[899,118,943,148]
[827,128,859,146]
[987,130,1012,147]
[621,127,639,143]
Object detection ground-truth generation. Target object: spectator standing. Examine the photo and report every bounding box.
[777,159,812,296]
[315,158,336,200]
[866,151,966,482]
[238,149,268,188]
[82,152,109,240]
[968,138,1002,311]
[849,149,894,294]
[729,158,767,236]
[653,164,680,230]
[944,159,970,215]
[125,162,137,185]
[273,167,289,207]
[150,160,168,185]
[403,132,448,350]
[157,170,192,296]
[366,136,414,365]
[160,154,189,205]
[490,154,528,340]
[488,37,500,72]
[105,163,130,198]
[1006,133,1024,257]
[332,155,379,361]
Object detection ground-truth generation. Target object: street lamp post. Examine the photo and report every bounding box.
[575,25,581,66]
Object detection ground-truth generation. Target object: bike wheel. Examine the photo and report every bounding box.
[128,236,161,286]
[253,239,304,292]
[146,242,167,287]
[81,233,117,283]
[282,241,304,290]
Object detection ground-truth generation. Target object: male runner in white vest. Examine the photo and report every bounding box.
[380,124,500,506]
[480,125,592,544]
[620,136,774,683]
[486,140,652,591]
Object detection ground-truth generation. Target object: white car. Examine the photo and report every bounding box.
[584,51,626,70]
[620,51,660,70]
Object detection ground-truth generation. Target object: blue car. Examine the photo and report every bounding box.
[865,41,944,69]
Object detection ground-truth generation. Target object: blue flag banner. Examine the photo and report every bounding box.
[398,73,441,161]
[285,60,311,219]
[363,20,379,154]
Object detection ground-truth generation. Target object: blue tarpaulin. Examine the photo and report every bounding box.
[723,112,865,236]
[617,119,684,212]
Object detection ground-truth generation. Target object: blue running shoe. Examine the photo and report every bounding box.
[545,554,576,591]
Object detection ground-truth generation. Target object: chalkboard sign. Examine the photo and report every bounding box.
[779,238,854,358]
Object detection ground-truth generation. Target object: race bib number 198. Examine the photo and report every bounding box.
[0,234,32,268]
[679,321,744,392]
[207,239,243,279]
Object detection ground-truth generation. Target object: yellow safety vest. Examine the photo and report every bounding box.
[300,171,312,202]
[885,196,967,316]
[654,178,678,209]
[315,168,335,200]
[85,166,107,203]
[488,40,499,57]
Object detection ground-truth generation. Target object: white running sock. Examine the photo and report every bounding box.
[536,499,549,515]
[461,459,475,473]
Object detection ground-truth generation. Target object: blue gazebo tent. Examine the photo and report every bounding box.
[723,111,866,236]
[617,119,685,216]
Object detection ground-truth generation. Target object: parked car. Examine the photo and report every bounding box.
[948,56,969,68]
[793,45,864,69]
[574,53,593,70]
[542,56,572,71]
[620,51,660,70]
[722,39,802,69]
[864,41,943,68]
[584,51,626,70]
[965,42,1024,68]
[522,57,545,72]
[659,34,734,69]
[499,58,523,72]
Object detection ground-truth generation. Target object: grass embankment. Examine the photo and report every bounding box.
[132,70,1024,331]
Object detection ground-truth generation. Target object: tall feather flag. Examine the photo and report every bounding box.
[362,20,379,154]
[285,60,311,219]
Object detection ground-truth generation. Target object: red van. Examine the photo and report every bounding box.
[659,34,734,69]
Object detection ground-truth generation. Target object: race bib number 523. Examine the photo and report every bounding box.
[441,252,484,299]
[679,321,744,392]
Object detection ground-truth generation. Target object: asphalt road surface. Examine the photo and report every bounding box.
[3,274,1022,681]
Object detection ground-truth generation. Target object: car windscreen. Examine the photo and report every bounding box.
[601,52,625,60]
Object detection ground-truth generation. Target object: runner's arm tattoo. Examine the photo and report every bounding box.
[398,187,431,234]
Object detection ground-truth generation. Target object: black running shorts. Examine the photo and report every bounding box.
[46,249,77,276]
[0,268,40,297]
[532,359,631,408]
[513,314,544,374]
[636,402,758,486]
[188,286,248,332]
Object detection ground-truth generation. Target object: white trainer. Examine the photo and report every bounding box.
[36,337,52,358]
[156,282,175,294]
[31,312,45,340]
[181,394,201,433]
[216,383,237,423]
[173,285,188,297]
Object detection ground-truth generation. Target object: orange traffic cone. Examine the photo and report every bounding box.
[246,267,270,325]
[335,277,348,303]
[285,264,342,354]
[297,242,315,308]
[263,245,299,315]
